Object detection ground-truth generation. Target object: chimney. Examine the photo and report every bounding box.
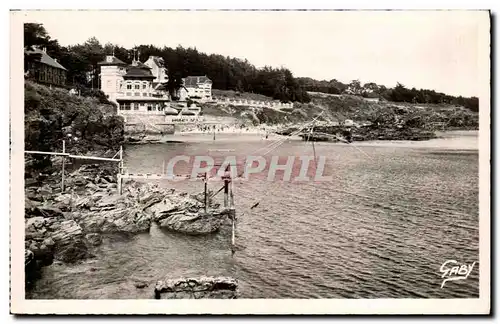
[54,58,58,63]
[42,47,47,53]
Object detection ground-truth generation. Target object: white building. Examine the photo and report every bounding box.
[143,56,168,84]
[98,55,128,103]
[183,76,212,102]
[98,55,170,114]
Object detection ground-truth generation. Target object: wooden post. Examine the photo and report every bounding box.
[61,140,66,192]
[224,179,229,208]
[231,213,235,247]
[229,164,236,255]
[204,172,208,213]
[119,146,123,171]
[117,174,122,195]
[118,146,123,195]
[229,168,235,209]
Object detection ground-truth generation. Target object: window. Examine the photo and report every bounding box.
[126,92,132,96]
[142,83,147,89]
[158,105,164,111]
[134,92,140,97]
[120,102,131,110]
[126,83,132,90]
[147,105,153,111]
[135,84,140,90]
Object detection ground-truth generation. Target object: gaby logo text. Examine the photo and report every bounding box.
[439,260,476,288]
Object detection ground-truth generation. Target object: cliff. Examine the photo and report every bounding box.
[24,81,124,170]
[201,90,479,132]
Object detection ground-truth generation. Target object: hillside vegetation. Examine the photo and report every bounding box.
[25,23,478,110]
[202,90,479,130]
[211,89,275,102]
[25,81,124,169]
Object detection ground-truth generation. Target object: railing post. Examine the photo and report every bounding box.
[118,146,123,195]
[224,177,229,208]
[61,140,65,192]
[230,164,236,255]
[204,172,208,213]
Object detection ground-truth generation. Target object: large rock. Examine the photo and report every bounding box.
[25,200,64,219]
[85,233,102,246]
[154,276,238,299]
[51,220,88,263]
[76,207,151,234]
[158,210,229,234]
[148,195,204,222]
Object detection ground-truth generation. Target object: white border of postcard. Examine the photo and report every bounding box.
[9,9,491,315]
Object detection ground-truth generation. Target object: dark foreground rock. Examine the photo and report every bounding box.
[50,220,89,263]
[25,163,232,290]
[154,276,238,299]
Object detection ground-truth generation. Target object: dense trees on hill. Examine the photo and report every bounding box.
[297,78,479,112]
[24,23,478,112]
[24,23,310,103]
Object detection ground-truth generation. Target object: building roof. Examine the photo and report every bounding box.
[134,61,151,69]
[183,76,212,88]
[25,48,67,71]
[147,56,166,68]
[98,55,127,66]
[123,65,155,79]
[152,82,167,91]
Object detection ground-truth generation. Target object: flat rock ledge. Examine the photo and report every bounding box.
[154,276,238,299]
[158,209,231,235]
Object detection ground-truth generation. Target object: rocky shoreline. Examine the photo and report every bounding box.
[25,162,232,293]
[278,125,438,142]
[154,276,238,299]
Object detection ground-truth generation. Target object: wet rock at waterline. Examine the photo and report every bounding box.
[72,208,152,234]
[158,210,230,235]
[154,276,238,299]
[25,163,233,291]
[85,233,103,246]
[50,220,89,263]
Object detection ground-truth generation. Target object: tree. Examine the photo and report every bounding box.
[24,23,51,50]
[22,26,477,109]
[346,80,363,95]
[167,72,184,100]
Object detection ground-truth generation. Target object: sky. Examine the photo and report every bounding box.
[18,10,488,97]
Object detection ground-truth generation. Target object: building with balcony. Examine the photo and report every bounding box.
[183,76,212,102]
[99,55,171,114]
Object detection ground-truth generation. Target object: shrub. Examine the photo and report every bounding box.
[24,81,124,164]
